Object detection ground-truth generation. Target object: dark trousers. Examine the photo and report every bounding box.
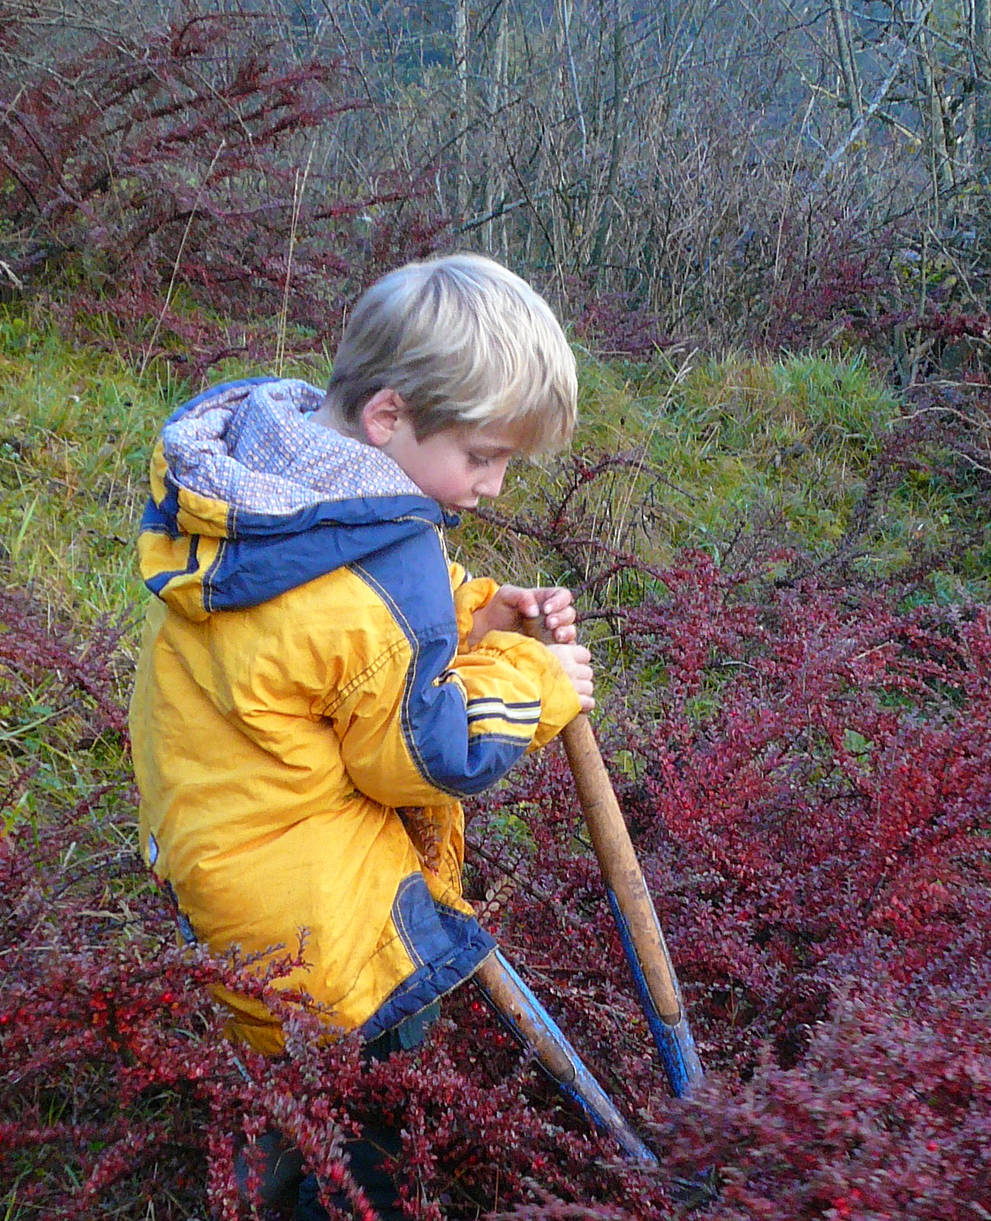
[293,1119,401,1219]
[289,1004,439,1220]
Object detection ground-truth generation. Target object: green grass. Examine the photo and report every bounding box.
[552,350,983,597]
[633,352,899,553]
[1,309,987,650]
[0,319,163,634]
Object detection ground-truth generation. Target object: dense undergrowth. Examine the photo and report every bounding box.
[2,543,989,1219]
[2,317,990,1218]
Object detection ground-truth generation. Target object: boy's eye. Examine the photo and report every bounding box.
[467,453,490,468]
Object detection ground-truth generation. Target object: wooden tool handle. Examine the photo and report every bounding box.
[559,712,684,1023]
[521,611,704,1094]
[525,613,684,1025]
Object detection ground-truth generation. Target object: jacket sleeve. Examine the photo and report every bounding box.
[327,616,581,808]
[451,572,499,646]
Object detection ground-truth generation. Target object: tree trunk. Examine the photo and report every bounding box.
[454,0,470,218]
[975,0,991,173]
[908,0,956,225]
[828,0,868,192]
[589,2,624,278]
[829,0,863,127]
[483,4,510,259]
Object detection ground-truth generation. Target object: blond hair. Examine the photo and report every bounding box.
[325,253,577,454]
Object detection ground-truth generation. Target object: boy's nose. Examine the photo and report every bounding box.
[476,459,510,498]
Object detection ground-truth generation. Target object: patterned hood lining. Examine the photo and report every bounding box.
[161,378,420,517]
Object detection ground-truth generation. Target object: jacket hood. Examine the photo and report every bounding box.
[138,377,447,621]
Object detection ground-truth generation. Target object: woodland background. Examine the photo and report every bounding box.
[1,3,989,1219]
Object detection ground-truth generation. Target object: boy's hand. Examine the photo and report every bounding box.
[468,584,578,647]
[466,584,594,710]
[547,643,595,712]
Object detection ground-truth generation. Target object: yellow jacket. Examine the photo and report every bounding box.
[129,378,580,1054]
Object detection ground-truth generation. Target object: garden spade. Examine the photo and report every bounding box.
[474,951,717,1204]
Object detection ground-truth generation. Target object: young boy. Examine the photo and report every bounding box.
[128,253,594,1218]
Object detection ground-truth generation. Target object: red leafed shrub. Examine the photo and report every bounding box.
[471,554,991,1217]
[0,8,447,372]
[3,549,990,1219]
[566,278,674,362]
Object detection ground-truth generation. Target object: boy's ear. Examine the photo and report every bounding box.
[360,388,407,448]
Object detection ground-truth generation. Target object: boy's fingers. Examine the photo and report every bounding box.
[540,592,576,635]
[539,587,573,612]
[540,596,579,646]
[512,588,541,617]
[502,587,540,624]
